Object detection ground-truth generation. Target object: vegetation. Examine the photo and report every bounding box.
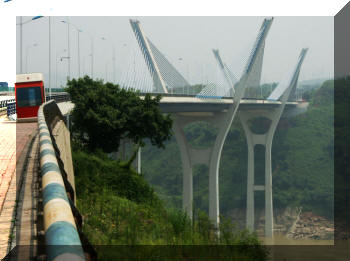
[66,76,173,161]
[334,76,350,226]
[68,77,268,259]
[73,148,268,260]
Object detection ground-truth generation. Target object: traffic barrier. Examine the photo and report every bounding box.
[38,100,85,261]
[6,102,16,116]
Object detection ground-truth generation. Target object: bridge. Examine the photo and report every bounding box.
[54,17,308,237]
[0,16,311,260]
[125,17,308,238]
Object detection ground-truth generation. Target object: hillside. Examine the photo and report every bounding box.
[73,147,268,260]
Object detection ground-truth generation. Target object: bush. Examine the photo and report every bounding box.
[73,147,159,205]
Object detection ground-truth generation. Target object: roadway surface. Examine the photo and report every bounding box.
[0,115,37,259]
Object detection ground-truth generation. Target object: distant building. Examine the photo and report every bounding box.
[0,82,9,92]
[0,82,8,88]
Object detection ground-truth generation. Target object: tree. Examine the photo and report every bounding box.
[65,76,173,166]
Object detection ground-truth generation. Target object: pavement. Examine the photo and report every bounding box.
[0,118,37,259]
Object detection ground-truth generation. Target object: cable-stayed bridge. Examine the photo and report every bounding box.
[4,19,310,256]
[57,17,308,238]
[115,17,309,237]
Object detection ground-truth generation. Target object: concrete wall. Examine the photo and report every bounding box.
[51,120,76,204]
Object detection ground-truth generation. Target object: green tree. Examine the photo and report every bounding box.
[66,76,173,166]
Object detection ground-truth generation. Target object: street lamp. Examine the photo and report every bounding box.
[178,57,190,95]
[61,20,83,79]
[101,37,116,83]
[61,20,94,79]
[88,34,94,79]
[56,49,67,89]
[25,43,38,73]
[17,16,52,97]
[17,16,43,74]
[105,60,111,82]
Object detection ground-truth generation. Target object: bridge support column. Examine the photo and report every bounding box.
[137,147,141,174]
[172,117,193,219]
[239,109,283,238]
[172,106,238,228]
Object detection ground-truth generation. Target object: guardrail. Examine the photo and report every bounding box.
[0,99,15,109]
[38,100,96,261]
[46,93,71,103]
[6,102,16,116]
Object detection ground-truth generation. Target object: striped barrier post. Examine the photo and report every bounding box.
[38,101,85,261]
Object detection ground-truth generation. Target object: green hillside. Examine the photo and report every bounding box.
[73,148,268,260]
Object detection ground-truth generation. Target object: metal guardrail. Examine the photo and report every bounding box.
[0,94,70,117]
[6,102,16,116]
[46,93,71,103]
[38,100,96,261]
[0,99,15,109]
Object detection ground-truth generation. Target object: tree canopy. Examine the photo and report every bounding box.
[65,76,173,154]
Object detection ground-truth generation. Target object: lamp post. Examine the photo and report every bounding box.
[49,16,52,98]
[61,17,71,80]
[105,61,110,82]
[101,37,116,83]
[61,20,82,79]
[84,32,94,79]
[56,49,67,89]
[17,16,43,74]
[25,43,38,73]
[90,36,94,79]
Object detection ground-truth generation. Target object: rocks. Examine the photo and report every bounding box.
[228,207,337,241]
[285,211,334,240]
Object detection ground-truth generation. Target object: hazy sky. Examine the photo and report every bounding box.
[16,16,333,88]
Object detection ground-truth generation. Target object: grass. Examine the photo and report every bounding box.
[72,146,269,260]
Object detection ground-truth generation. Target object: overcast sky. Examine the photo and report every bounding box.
[16,16,333,88]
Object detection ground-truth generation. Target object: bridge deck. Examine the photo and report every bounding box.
[58,96,303,115]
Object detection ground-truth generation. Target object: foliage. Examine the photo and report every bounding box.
[73,147,158,205]
[73,148,268,260]
[65,76,173,154]
[272,80,334,217]
[334,77,350,223]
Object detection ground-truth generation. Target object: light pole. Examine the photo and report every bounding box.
[49,16,52,98]
[61,20,82,79]
[56,49,67,89]
[61,17,71,80]
[84,32,94,79]
[105,61,111,82]
[101,37,116,83]
[17,16,43,74]
[90,36,94,79]
[25,43,38,73]
[178,57,191,95]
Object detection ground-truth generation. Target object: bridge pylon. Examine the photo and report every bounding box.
[130,17,274,230]
[239,48,308,237]
[172,18,274,228]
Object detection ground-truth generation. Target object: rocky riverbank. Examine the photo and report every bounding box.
[286,211,334,240]
[228,207,335,240]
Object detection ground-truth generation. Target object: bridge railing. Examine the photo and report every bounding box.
[6,102,16,116]
[46,92,71,103]
[0,99,16,116]
[38,100,96,261]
